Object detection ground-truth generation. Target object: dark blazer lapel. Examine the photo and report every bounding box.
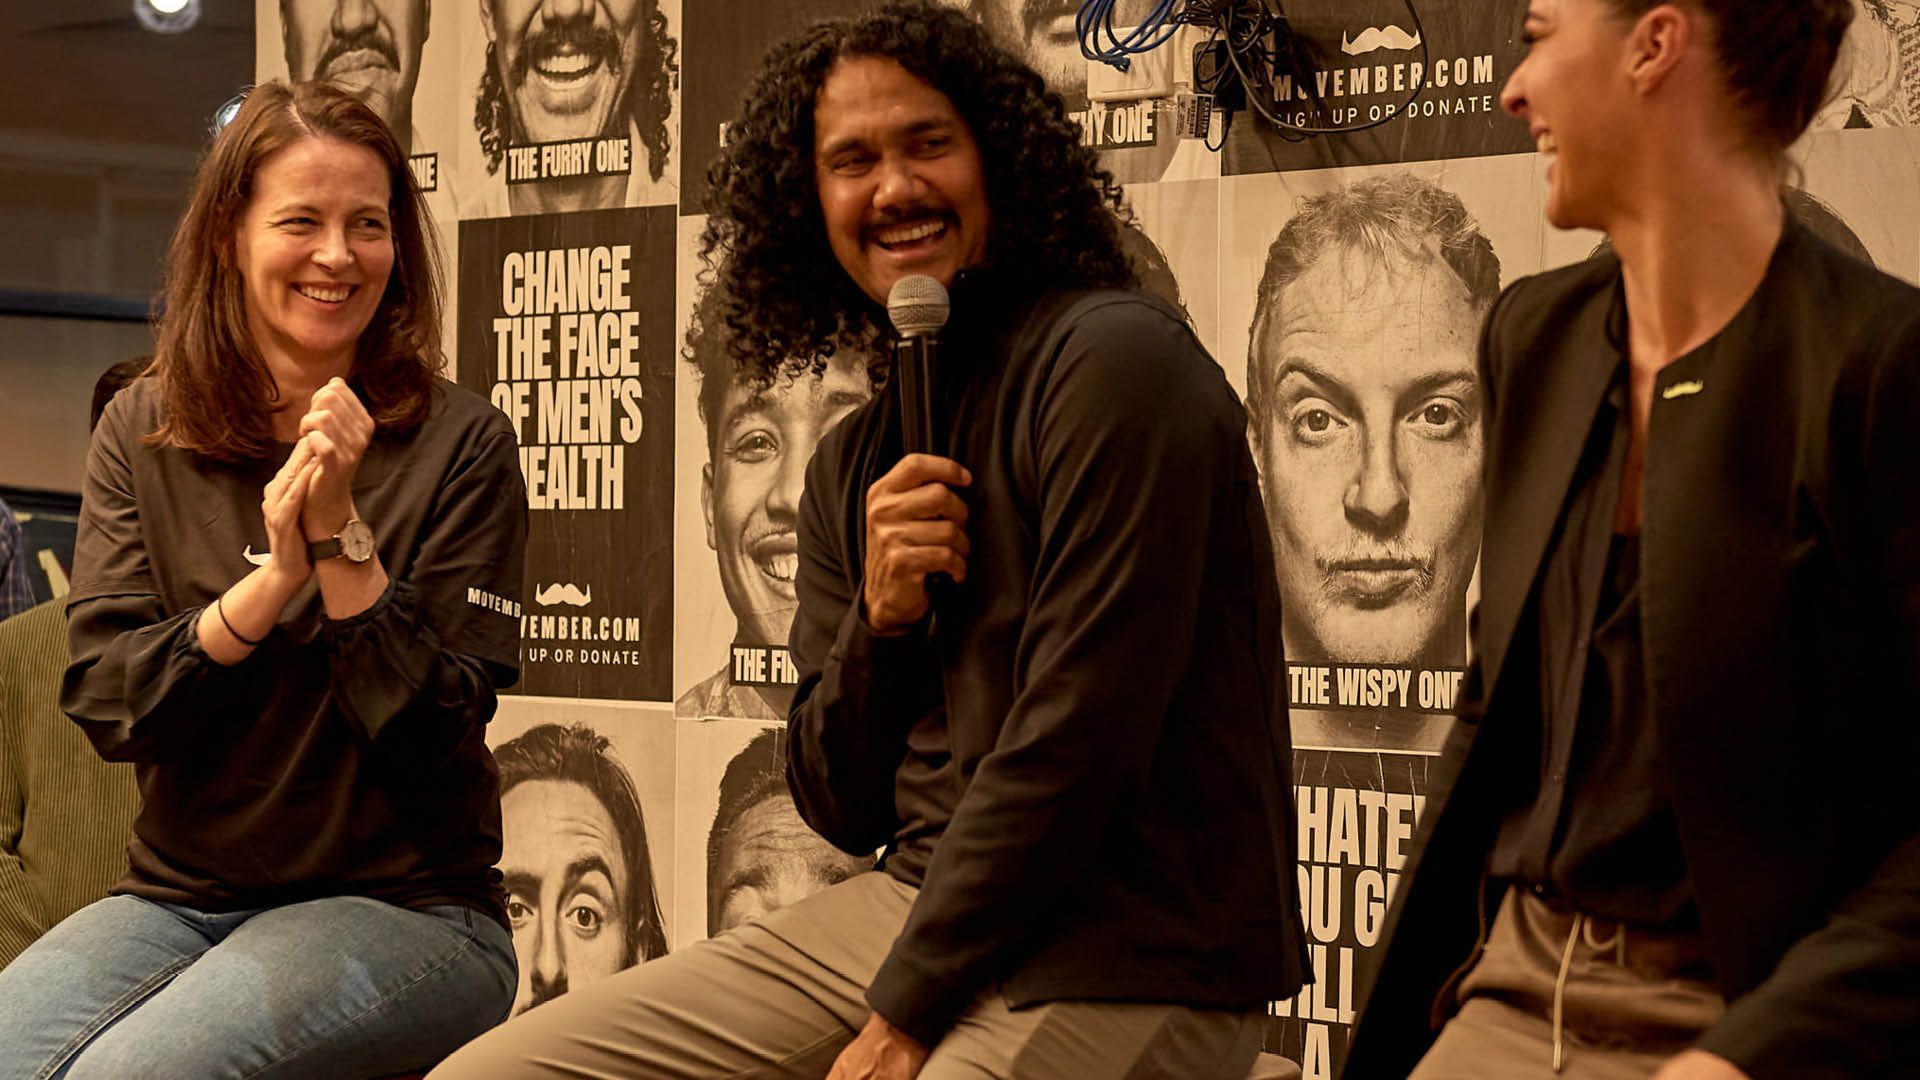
[1475,288,1619,713]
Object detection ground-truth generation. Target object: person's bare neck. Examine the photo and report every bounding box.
[1608,146,1785,374]
[264,348,352,442]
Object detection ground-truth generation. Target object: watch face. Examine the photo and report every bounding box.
[341,519,375,562]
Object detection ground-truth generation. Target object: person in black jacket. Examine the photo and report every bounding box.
[1345,1,1920,1078]
[432,5,1308,1079]
[0,80,525,1078]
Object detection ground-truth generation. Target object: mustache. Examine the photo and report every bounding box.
[511,19,625,82]
[1315,549,1435,584]
[1340,25,1423,55]
[318,25,400,77]
[744,526,798,555]
[864,207,953,239]
[535,582,593,607]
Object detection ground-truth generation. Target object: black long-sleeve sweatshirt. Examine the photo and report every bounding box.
[61,378,526,929]
[787,275,1311,1046]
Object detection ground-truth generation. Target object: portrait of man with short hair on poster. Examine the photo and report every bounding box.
[1225,159,1558,753]
[1219,159,1542,1074]
[674,720,874,951]
[487,702,675,1017]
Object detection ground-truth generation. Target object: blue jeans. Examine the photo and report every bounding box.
[0,893,515,1079]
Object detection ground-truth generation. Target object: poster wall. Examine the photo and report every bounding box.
[257,1,1920,1075]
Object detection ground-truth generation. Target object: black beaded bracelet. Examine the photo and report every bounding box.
[215,596,265,647]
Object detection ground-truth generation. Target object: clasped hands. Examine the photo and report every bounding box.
[261,377,374,583]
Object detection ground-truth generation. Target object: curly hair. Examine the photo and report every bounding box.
[474,4,677,183]
[1246,173,1500,440]
[149,79,441,462]
[695,2,1135,388]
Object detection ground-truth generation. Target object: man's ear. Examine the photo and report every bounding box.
[702,461,718,550]
[477,0,494,43]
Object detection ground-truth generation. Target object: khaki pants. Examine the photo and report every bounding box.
[430,871,1268,1080]
[1410,889,1725,1080]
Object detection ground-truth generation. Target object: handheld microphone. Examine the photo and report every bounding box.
[886,275,949,456]
[886,275,954,602]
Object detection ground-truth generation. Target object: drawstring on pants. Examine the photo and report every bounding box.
[1549,913,1628,1072]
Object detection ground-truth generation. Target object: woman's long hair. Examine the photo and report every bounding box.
[149,79,443,462]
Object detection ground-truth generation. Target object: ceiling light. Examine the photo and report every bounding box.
[135,0,200,33]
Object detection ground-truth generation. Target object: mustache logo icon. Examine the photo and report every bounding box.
[535,582,593,607]
[1340,25,1422,55]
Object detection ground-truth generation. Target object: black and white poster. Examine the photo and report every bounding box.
[254,0,460,196]
[1218,155,1549,1075]
[458,206,676,701]
[670,718,874,952]
[1268,750,1433,1080]
[670,218,876,721]
[956,0,1200,182]
[1221,157,1554,741]
[456,0,682,218]
[488,699,677,1016]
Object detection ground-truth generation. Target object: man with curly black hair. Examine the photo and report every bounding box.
[467,0,678,215]
[433,6,1308,1078]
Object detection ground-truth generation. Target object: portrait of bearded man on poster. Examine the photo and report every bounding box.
[471,0,679,214]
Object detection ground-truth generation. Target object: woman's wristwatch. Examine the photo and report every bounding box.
[307,518,375,563]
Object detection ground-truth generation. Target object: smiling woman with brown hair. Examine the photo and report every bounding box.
[0,79,528,1078]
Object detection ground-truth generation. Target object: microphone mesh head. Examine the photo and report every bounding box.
[887,275,950,337]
